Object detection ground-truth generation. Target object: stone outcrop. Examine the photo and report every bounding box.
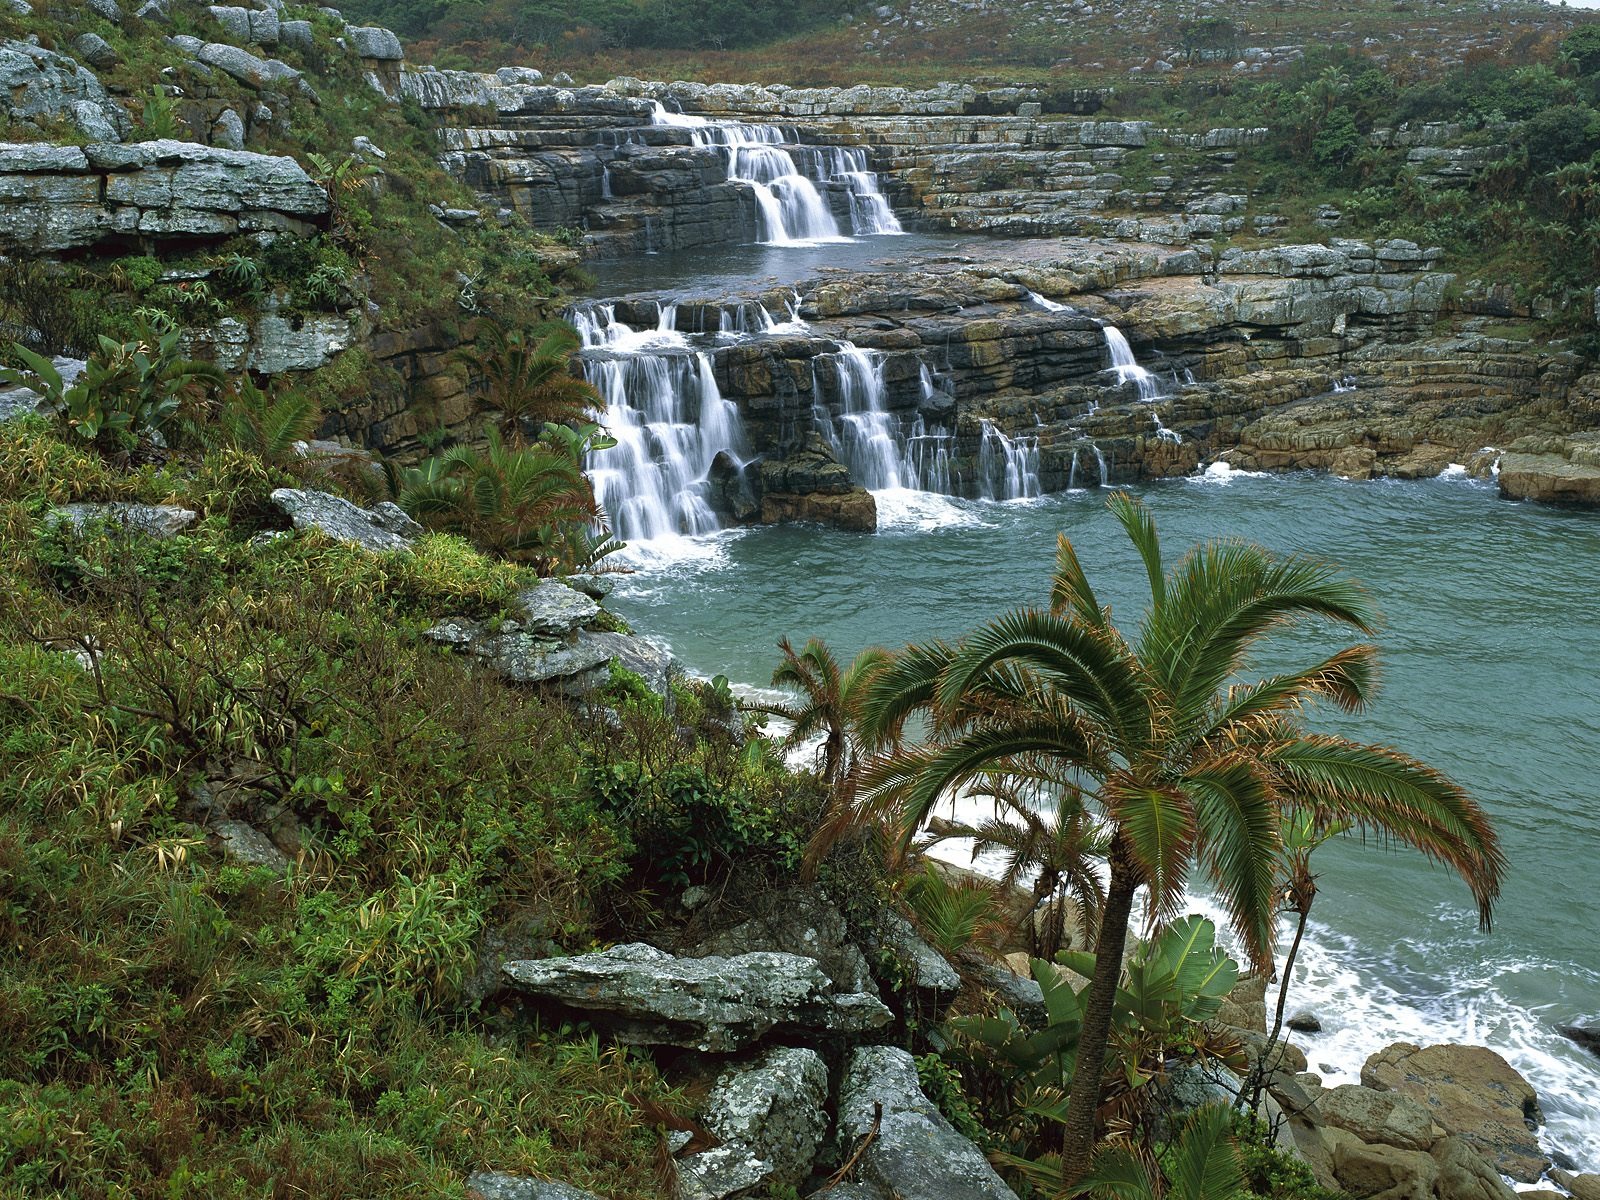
[466,1174,601,1200]
[500,942,894,1051]
[1360,1042,1548,1182]
[686,885,875,995]
[837,1045,1019,1200]
[49,502,199,539]
[0,139,327,253]
[676,1046,830,1199]
[0,41,128,142]
[268,488,421,552]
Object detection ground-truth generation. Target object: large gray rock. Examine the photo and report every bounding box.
[837,1045,1019,1200]
[348,25,403,60]
[195,42,300,90]
[677,1046,829,1199]
[210,819,289,868]
[269,488,419,552]
[279,19,314,51]
[0,138,325,253]
[70,33,119,69]
[87,0,124,21]
[0,356,82,421]
[425,619,610,688]
[465,1174,599,1200]
[514,577,598,634]
[687,885,874,994]
[1360,1042,1548,1181]
[501,942,892,1052]
[958,953,1046,1026]
[876,910,961,997]
[207,5,252,42]
[211,108,245,150]
[1317,1084,1437,1152]
[49,503,198,539]
[0,40,128,141]
[577,631,670,694]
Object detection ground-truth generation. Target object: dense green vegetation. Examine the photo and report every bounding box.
[0,339,843,1192]
[341,0,853,57]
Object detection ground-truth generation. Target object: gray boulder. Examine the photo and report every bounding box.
[677,1046,829,1199]
[348,25,403,60]
[279,19,314,52]
[958,953,1046,1026]
[135,0,167,21]
[87,0,123,21]
[0,356,82,421]
[514,577,598,635]
[501,942,893,1052]
[577,630,670,694]
[211,107,245,150]
[195,42,300,90]
[0,40,129,141]
[49,502,198,539]
[877,910,961,997]
[210,819,289,868]
[687,884,875,994]
[837,1045,1019,1200]
[496,66,543,84]
[71,33,119,69]
[206,5,251,42]
[465,1174,600,1200]
[269,488,419,552]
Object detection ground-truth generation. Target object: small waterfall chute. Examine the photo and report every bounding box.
[1102,325,1166,402]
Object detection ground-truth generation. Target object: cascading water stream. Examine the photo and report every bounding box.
[649,102,901,243]
[978,419,1041,500]
[571,302,752,547]
[1102,325,1166,402]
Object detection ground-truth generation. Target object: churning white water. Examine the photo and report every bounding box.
[649,102,902,243]
[1103,325,1166,401]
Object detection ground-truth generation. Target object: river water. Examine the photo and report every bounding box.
[580,104,1600,1174]
[606,470,1600,1173]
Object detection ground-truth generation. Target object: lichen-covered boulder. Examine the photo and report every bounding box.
[837,1045,1019,1200]
[676,1046,829,1199]
[687,885,874,994]
[347,25,403,60]
[269,488,419,552]
[49,503,198,539]
[1360,1042,1548,1181]
[501,943,893,1052]
[0,40,128,141]
[465,1174,600,1200]
[513,578,599,635]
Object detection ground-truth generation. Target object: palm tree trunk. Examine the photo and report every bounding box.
[1057,851,1139,1184]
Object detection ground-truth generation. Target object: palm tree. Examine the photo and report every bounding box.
[922,771,1108,959]
[459,320,602,448]
[396,424,617,572]
[746,637,892,876]
[857,492,1504,1183]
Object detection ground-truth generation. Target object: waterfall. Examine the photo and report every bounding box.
[977,420,1041,500]
[1150,409,1182,444]
[819,344,906,489]
[650,102,901,244]
[572,304,751,545]
[1027,290,1069,313]
[1102,325,1165,402]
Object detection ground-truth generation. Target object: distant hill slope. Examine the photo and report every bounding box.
[340,0,1579,87]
